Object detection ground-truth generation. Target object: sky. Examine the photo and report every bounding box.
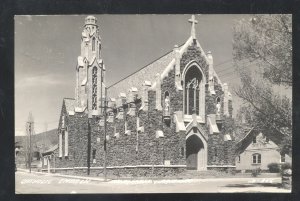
[15,14,249,136]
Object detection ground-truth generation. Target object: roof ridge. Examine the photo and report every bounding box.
[107,42,185,89]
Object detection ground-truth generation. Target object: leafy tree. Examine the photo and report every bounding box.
[233,14,292,86]
[233,14,292,155]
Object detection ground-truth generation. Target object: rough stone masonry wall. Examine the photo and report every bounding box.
[55,111,90,168]
[43,166,186,178]
[84,87,186,169]
[179,43,235,167]
[207,133,235,166]
[180,43,209,79]
[160,66,186,163]
[54,42,235,173]
[55,102,74,168]
[206,77,225,115]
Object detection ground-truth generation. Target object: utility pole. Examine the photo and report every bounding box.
[87,117,91,175]
[98,87,141,181]
[103,87,107,181]
[98,87,108,181]
[44,122,47,153]
[27,112,34,173]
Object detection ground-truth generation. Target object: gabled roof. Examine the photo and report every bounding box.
[107,49,176,98]
[77,56,84,67]
[89,56,102,68]
[234,127,260,154]
[42,144,58,156]
[64,98,75,114]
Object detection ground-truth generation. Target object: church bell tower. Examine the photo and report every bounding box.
[75,16,105,116]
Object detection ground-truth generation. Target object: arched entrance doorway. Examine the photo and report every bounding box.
[186,133,207,170]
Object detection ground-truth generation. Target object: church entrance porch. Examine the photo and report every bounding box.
[186,132,207,171]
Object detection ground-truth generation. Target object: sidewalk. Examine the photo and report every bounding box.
[17,168,107,182]
[16,169,291,193]
[17,168,284,185]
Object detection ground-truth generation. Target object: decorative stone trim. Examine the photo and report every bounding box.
[155,73,162,111]
[125,130,131,136]
[137,126,144,133]
[207,114,219,134]
[174,111,186,132]
[59,132,63,158]
[140,81,151,111]
[64,128,68,157]
[223,83,229,116]
[74,107,86,113]
[68,111,75,116]
[156,130,164,138]
[50,165,187,170]
[114,133,120,138]
[224,134,232,141]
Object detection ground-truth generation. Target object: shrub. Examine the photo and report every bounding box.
[267,163,281,173]
[251,168,261,177]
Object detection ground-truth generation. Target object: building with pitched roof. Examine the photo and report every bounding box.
[235,129,291,172]
[50,15,237,176]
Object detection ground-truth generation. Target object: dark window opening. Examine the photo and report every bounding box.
[281,153,285,163]
[252,153,261,164]
[252,136,257,144]
[266,136,269,143]
[184,65,202,115]
[99,44,101,58]
[92,38,95,51]
[92,149,96,160]
[180,147,184,157]
[92,67,98,110]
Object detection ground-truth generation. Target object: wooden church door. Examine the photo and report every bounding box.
[186,134,204,170]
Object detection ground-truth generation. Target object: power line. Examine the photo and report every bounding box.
[218,71,237,78]
[34,120,58,125]
[214,59,233,67]
[214,58,262,76]
[215,65,234,74]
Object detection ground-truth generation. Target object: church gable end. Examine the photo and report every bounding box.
[51,15,238,176]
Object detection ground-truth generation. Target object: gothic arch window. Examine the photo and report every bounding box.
[99,43,101,58]
[92,67,98,110]
[164,91,170,115]
[184,65,202,115]
[92,149,96,163]
[216,97,221,114]
[92,37,95,51]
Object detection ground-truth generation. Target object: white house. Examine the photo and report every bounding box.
[235,130,291,172]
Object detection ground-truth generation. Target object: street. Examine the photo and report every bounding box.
[15,171,291,193]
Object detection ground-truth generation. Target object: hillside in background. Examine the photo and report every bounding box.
[15,129,58,152]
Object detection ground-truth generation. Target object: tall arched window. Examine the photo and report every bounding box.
[164,91,170,116]
[92,37,95,51]
[184,65,202,115]
[92,67,98,110]
[99,43,101,58]
[216,97,221,114]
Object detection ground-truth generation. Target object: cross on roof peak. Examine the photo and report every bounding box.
[188,15,198,39]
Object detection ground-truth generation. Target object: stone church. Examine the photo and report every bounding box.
[50,15,236,176]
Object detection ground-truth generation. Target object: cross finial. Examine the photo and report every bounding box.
[188,15,198,39]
